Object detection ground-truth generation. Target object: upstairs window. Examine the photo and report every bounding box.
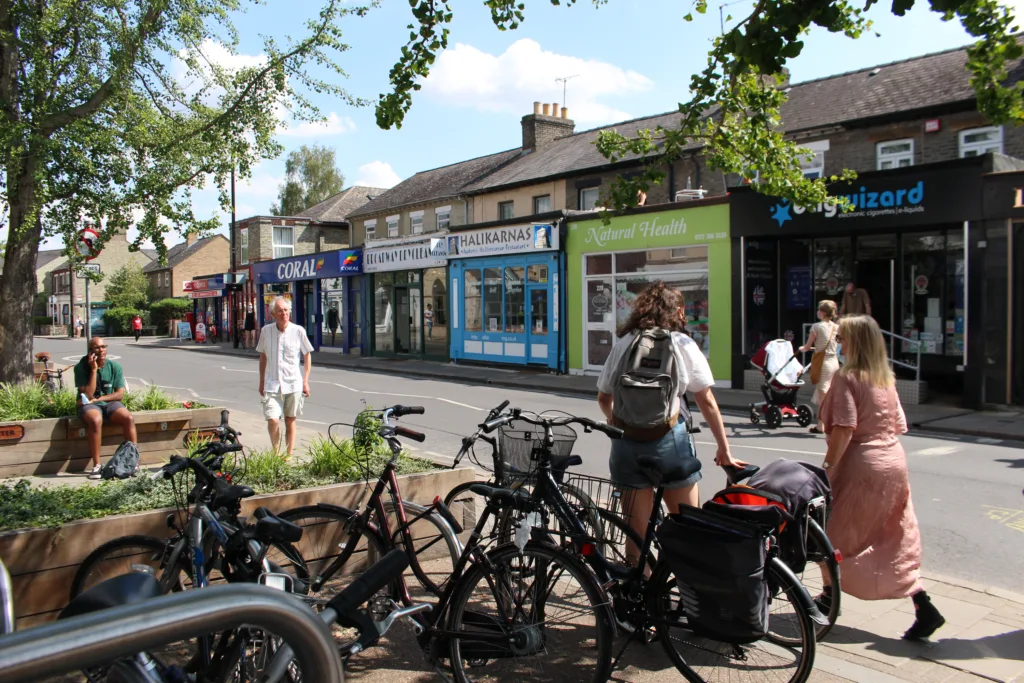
[240,227,249,265]
[959,126,1003,157]
[579,187,600,211]
[797,139,829,179]
[877,139,914,170]
[387,215,399,237]
[364,219,377,240]
[411,211,424,235]
[533,195,551,214]
[498,201,514,220]
[435,205,451,231]
[272,226,294,259]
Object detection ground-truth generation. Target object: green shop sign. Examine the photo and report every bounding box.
[568,203,729,253]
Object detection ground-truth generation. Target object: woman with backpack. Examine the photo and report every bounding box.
[596,281,746,566]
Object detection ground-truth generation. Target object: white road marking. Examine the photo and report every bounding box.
[311,382,484,411]
[197,397,238,403]
[126,377,151,386]
[297,419,329,425]
[425,451,452,462]
[698,441,825,457]
[910,446,960,457]
[977,437,1003,445]
[222,366,258,374]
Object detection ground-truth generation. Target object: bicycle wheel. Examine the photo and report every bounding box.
[649,558,816,683]
[70,535,185,599]
[493,481,605,548]
[382,500,462,596]
[445,541,614,683]
[444,479,498,538]
[767,519,841,643]
[276,505,394,655]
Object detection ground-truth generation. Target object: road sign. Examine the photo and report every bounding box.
[77,263,101,278]
[74,226,101,261]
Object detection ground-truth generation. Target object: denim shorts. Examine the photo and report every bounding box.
[609,422,702,490]
[78,401,125,422]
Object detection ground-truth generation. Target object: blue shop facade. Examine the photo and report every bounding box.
[250,248,365,353]
[448,221,565,371]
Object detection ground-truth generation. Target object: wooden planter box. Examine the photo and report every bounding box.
[0,407,225,478]
[0,467,476,629]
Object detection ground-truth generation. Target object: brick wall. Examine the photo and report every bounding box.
[351,200,466,246]
[86,232,154,303]
[522,113,575,151]
[171,236,230,298]
[232,217,348,265]
[149,270,172,300]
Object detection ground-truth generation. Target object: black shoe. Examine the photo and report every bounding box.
[813,585,833,615]
[903,593,945,640]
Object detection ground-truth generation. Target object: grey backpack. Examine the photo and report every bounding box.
[100,441,141,480]
[612,328,681,429]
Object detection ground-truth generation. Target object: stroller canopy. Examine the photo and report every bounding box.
[751,339,804,386]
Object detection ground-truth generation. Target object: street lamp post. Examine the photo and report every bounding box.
[230,166,239,348]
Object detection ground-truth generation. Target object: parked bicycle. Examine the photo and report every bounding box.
[476,406,828,683]
[34,351,67,393]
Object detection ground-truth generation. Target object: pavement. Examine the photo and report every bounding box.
[23,336,1024,682]
[122,336,1024,443]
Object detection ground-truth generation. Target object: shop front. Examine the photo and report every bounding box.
[364,236,449,359]
[566,201,733,384]
[448,222,563,370]
[187,274,226,342]
[729,155,1014,405]
[250,249,363,352]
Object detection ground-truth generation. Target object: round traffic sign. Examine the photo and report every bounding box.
[75,227,101,261]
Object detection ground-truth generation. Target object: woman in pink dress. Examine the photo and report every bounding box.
[819,315,945,640]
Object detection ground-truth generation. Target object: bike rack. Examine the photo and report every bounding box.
[0,583,345,683]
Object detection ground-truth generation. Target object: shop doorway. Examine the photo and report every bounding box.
[854,234,897,341]
[395,287,412,353]
[348,284,362,354]
[1013,223,1023,404]
[299,281,316,342]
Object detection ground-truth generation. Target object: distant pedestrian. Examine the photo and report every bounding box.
[797,300,839,433]
[244,302,257,349]
[74,316,84,338]
[819,315,945,640]
[839,281,872,318]
[424,303,434,339]
[132,315,143,343]
[257,296,313,458]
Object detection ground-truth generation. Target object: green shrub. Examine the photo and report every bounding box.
[104,307,149,334]
[0,382,202,421]
[33,315,54,325]
[0,383,47,420]
[150,298,192,328]
[122,385,179,412]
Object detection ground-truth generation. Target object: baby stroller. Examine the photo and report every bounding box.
[748,339,814,429]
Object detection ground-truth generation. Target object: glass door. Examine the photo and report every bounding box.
[395,287,411,353]
[855,234,897,340]
[527,282,549,363]
[585,276,615,370]
[321,278,344,349]
[348,284,362,353]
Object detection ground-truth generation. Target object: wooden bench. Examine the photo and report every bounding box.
[0,407,223,478]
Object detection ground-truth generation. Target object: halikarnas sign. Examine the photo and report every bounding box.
[448,223,559,258]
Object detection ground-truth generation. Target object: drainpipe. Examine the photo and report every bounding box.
[667,162,676,202]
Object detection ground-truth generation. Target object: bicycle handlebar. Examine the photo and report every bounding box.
[388,404,424,418]
[481,410,624,440]
[394,425,426,443]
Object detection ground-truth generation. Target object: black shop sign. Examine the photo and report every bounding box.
[730,161,984,238]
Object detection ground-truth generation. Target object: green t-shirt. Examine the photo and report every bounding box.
[74,358,125,406]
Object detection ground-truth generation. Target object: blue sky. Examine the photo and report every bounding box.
[28,0,1020,251]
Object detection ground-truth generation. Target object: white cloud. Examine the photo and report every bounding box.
[354,161,402,189]
[278,112,357,138]
[421,39,653,124]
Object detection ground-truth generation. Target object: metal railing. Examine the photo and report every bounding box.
[0,583,345,683]
[800,322,922,382]
[0,560,14,636]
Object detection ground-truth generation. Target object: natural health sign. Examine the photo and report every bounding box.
[448,223,558,258]
[363,238,448,273]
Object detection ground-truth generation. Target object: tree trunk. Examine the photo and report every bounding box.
[0,163,43,385]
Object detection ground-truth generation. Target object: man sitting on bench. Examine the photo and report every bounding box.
[75,337,137,479]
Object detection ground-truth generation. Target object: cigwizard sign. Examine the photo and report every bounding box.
[730,161,984,238]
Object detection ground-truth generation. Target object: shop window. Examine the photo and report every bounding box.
[435,206,451,232]
[813,237,851,310]
[531,289,549,337]
[411,212,424,235]
[465,269,482,332]
[579,187,600,211]
[365,219,377,240]
[616,247,708,275]
[374,273,394,354]
[959,126,1002,157]
[586,254,612,275]
[528,264,549,283]
[504,267,525,333]
[533,195,551,214]
[901,232,948,357]
[484,268,503,332]
[387,215,399,237]
[498,201,514,220]
[424,267,447,356]
[240,227,249,264]
[877,139,914,169]
[273,226,294,259]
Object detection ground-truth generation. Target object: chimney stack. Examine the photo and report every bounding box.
[186,231,198,247]
[521,101,575,152]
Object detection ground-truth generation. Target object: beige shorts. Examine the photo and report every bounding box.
[262,391,304,420]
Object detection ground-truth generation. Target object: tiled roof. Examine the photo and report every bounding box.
[142,235,226,272]
[780,36,1024,132]
[299,186,389,222]
[36,249,64,271]
[347,149,523,218]
[465,38,1024,192]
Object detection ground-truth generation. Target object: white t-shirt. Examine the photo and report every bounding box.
[596,331,715,415]
[257,321,314,395]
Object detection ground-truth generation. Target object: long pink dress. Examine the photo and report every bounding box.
[819,372,923,600]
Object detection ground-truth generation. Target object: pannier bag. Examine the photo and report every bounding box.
[748,459,831,572]
[656,505,773,644]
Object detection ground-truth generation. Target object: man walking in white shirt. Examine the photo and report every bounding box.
[257,296,314,457]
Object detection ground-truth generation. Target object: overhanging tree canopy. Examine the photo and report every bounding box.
[0,0,368,383]
[377,0,1023,209]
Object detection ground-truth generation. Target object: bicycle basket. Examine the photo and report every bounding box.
[497,420,576,481]
[561,473,639,526]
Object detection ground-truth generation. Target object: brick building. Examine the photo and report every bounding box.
[143,234,230,299]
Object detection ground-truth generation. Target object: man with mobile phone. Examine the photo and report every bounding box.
[75,337,137,479]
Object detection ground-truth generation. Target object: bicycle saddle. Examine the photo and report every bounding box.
[723,463,761,485]
[636,455,702,484]
[213,477,254,502]
[59,572,163,620]
[552,454,584,471]
[469,483,532,508]
[34,352,51,362]
[253,507,303,544]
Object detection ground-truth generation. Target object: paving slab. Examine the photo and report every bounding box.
[922,620,1024,683]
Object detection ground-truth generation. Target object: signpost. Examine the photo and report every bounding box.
[74,226,102,347]
[76,263,101,278]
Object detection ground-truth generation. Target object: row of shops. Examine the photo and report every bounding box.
[208,156,1023,408]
